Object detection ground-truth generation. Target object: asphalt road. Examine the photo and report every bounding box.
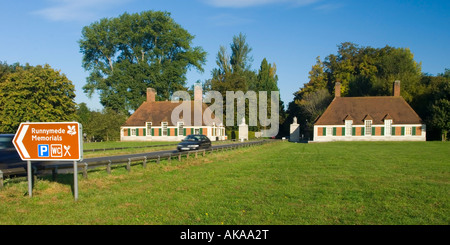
[1,140,260,175]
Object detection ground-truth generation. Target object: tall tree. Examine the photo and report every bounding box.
[0,64,77,133]
[79,11,207,114]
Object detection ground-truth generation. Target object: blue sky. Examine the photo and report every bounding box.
[1,0,449,111]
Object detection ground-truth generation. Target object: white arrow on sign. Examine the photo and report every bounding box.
[16,124,30,158]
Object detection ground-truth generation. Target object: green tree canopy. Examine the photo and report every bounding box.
[0,64,77,133]
[79,10,207,114]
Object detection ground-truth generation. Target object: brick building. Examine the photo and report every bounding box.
[121,85,226,142]
[313,81,426,142]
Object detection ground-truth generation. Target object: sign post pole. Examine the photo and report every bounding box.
[73,161,78,201]
[27,160,32,197]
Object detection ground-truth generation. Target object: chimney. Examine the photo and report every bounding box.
[194,82,202,102]
[335,82,341,98]
[147,88,156,102]
[393,80,401,96]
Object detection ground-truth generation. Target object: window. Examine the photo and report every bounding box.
[326,127,332,136]
[131,129,136,136]
[385,120,392,136]
[405,126,412,136]
[365,120,372,136]
[194,128,200,134]
[146,122,152,136]
[162,122,168,136]
[345,120,352,136]
[178,122,184,136]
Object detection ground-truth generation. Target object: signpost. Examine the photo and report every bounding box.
[13,122,82,200]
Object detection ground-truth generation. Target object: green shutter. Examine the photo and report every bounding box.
[128,128,130,136]
[175,128,178,136]
[184,128,186,136]
[392,127,396,135]
[136,128,139,136]
[323,127,327,136]
[362,127,365,136]
[143,128,146,136]
[333,127,336,136]
[200,128,203,135]
[412,127,416,136]
[167,128,170,136]
[352,127,356,136]
[372,127,375,136]
[342,127,345,136]
[401,127,405,136]
[381,127,385,136]
[159,128,162,136]
[151,128,154,136]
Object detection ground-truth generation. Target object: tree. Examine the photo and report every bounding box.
[76,104,127,142]
[79,11,207,114]
[430,99,450,141]
[0,64,77,133]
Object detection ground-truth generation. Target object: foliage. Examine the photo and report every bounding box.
[0,63,76,133]
[208,33,284,133]
[412,74,450,140]
[287,42,430,139]
[76,103,127,142]
[79,11,207,114]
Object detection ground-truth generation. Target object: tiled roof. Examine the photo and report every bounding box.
[123,101,221,127]
[314,96,423,125]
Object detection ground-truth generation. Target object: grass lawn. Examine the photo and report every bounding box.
[0,141,448,225]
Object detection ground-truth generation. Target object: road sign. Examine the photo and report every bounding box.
[13,122,83,161]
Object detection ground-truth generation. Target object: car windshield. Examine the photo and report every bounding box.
[183,135,201,142]
[0,136,14,150]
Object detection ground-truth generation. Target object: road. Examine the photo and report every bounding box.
[0,140,263,175]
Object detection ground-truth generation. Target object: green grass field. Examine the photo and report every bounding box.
[0,141,448,225]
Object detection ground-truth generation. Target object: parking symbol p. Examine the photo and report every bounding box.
[38,144,49,157]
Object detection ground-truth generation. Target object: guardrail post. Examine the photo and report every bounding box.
[0,170,3,189]
[143,156,147,168]
[157,155,160,164]
[83,163,88,179]
[52,167,58,181]
[178,153,182,161]
[32,166,37,188]
[168,154,171,163]
[195,151,198,159]
[203,150,206,157]
[107,160,111,174]
[127,158,131,172]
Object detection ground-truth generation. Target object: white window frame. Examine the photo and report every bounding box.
[345,120,352,136]
[162,122,168,136]
[146,122,152,136]
[131,128,136,136]
[365,120,372,136]
[405,126,412,136]
[385,119,392,136]
[177,122,184,136]
[326,127,333,136]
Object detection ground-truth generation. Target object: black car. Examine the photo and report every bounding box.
[0,134,23,169]
[177,134,212,152]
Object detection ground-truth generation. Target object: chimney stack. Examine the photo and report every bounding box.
[194,82,202,102]
[393,80,401,96]
[335,82,341,98]
[147,88,156,102]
